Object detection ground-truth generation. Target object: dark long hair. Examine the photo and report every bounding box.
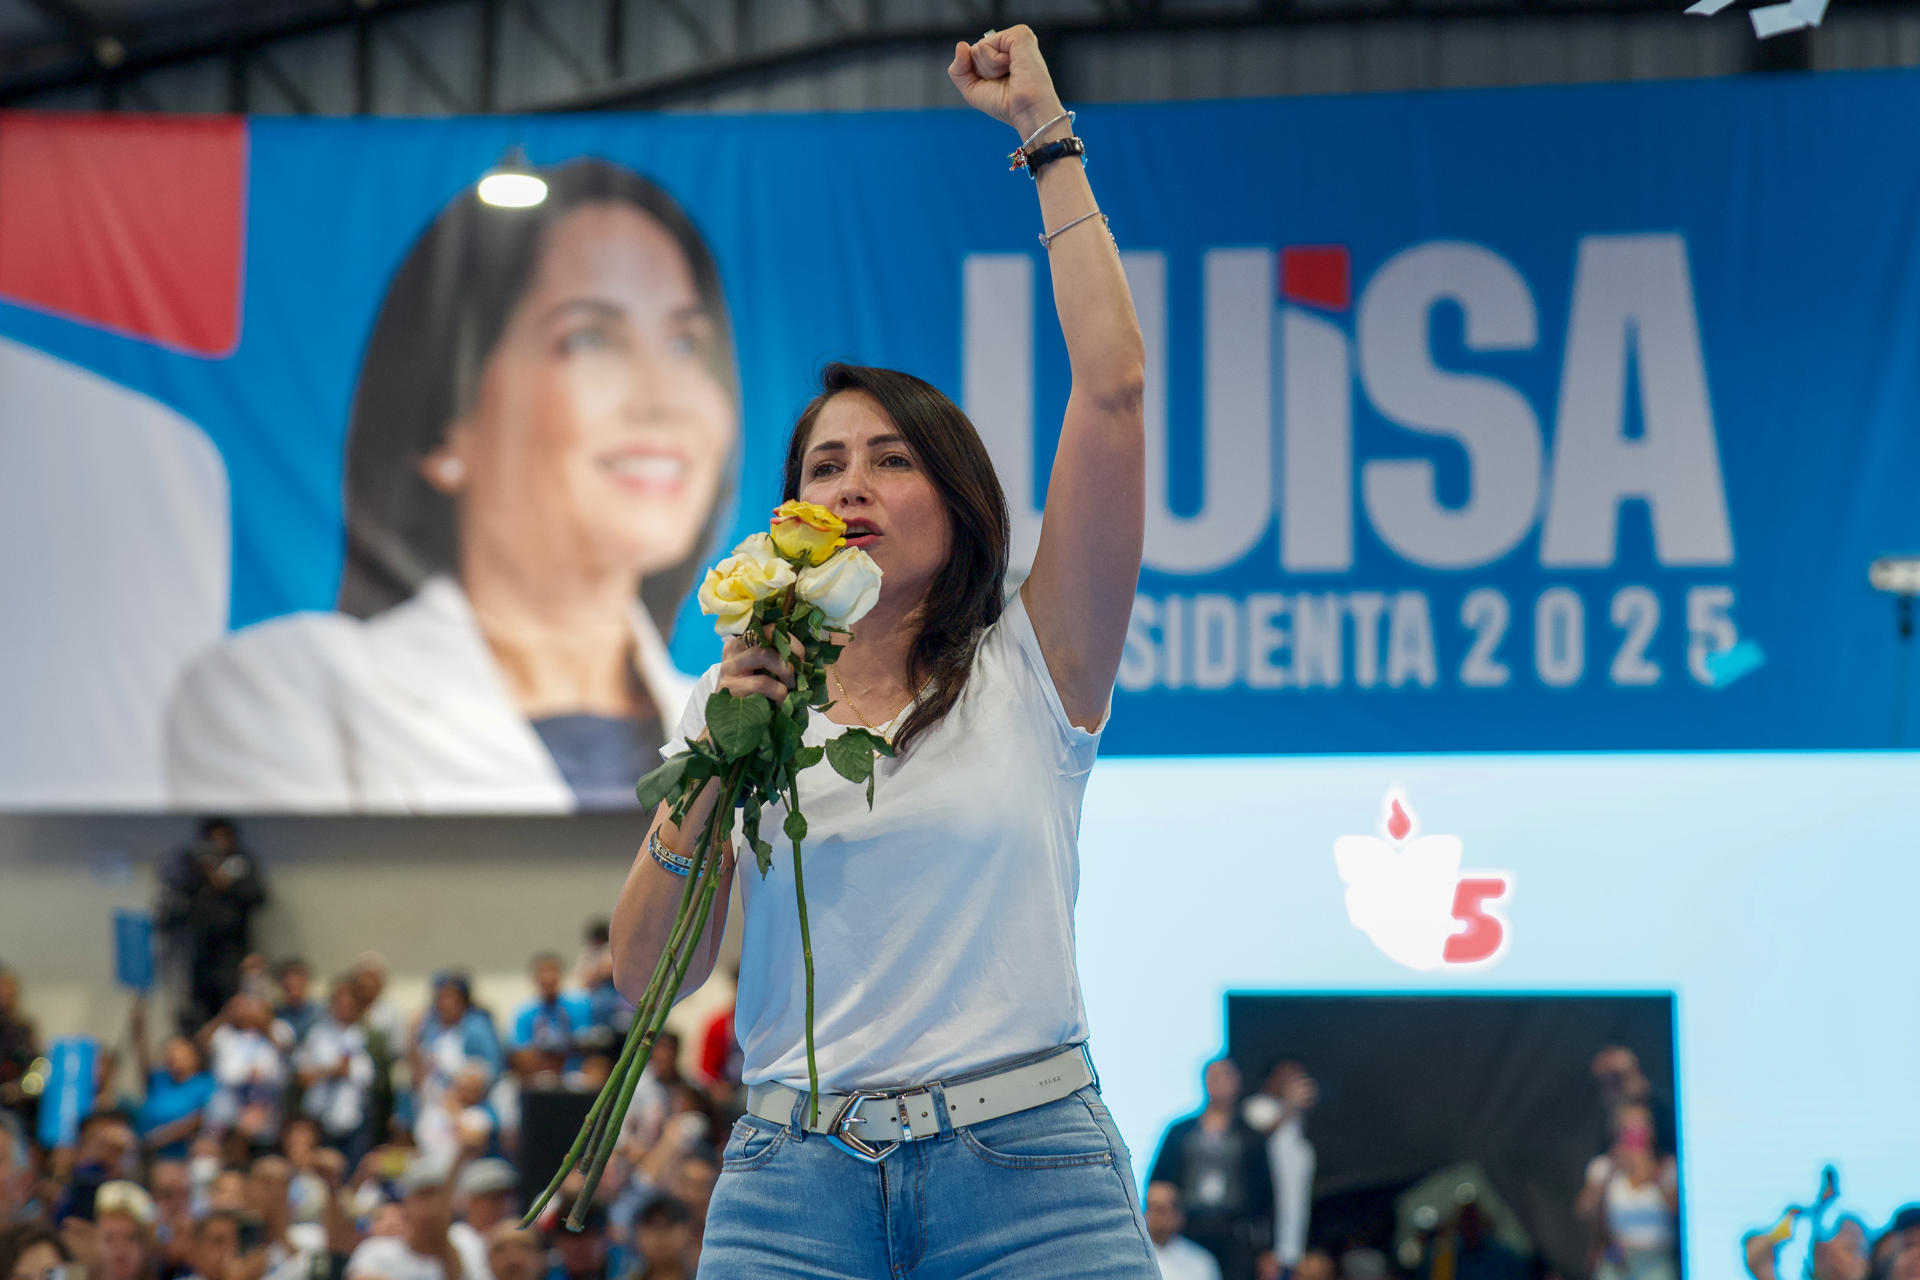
[337,157,739,637]
[782,363,1010,755]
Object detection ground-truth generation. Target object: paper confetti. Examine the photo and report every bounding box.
[1704,638,1767,688]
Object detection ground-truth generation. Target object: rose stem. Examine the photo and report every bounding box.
[569,795,733,1226]
[520,767,738,1225]
[787,777,821,1127]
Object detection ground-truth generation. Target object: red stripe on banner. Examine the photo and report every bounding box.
[0,113,246,356]
[1279,244,1350,312]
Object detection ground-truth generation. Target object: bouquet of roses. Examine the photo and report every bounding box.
[524,500,892,1229]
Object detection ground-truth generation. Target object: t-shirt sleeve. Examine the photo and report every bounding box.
[988,587,1110,776]
[661,664,723,762]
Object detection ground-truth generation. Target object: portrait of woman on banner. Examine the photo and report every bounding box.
[164,157,741,811]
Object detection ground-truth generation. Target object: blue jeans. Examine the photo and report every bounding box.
[697,1081,1161,1278]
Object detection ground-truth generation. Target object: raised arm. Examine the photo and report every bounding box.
[949,27,1146,732]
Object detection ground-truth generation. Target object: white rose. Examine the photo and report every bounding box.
[795,547,883,629]
[697,533,797,636]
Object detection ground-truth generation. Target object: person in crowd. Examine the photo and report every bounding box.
[164,158,742,814]
[93,1181,158,1280]
[156,820,267,1034]
[413,1064,496,1169]
[146,1161,195,1280]
[200,996,287,1153]
[293,980,375,1163]
[410,978,501,1123]
[482,1227,542,1280]
[542,1202,611,1280]
[660,1154,715,1275]
[177,1209,257,1280]
[1576,1104,1678,1280]
[273,965,319,1048]
[1,1113,34,1227]
[348,959,407,1061]
[343,1158,484,1280]
[244,1157,323,1280]
[1295,1249,1337,1280]
[448,1159,516,1271]
[0,970,40,1134]
[1147,1182,1224,1280]
[69,1111,139,1186]
[0,1223,74,1280]
[1422,1203,1527,1280]
[131,1001,217,1163]
[1241,1059,1318,1274]
[1873,1209,1920,1280]
[1588,1048,1675,1158]
[507,956,588,1077]
[628,1197,693,1280]
[1151,1057,1278,1280]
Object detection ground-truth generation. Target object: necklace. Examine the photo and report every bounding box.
[829,668,925,739]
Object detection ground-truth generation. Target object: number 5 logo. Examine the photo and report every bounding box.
[1335,793,1513,971]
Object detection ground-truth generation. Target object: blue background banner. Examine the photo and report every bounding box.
[4,70,1919,807]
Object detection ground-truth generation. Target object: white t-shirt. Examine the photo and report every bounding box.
[1587,1156,1677,1252]
[1154,1236,1224,1280]
[344,1233,488,1280]
[669,588,1107,1091]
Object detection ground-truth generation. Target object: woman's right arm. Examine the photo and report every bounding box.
[610,636,794,1004]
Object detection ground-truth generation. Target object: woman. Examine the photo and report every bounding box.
[409,976,502,1123]
[198,994,287,1154]
[1577,1105,1679,1280]
[131,999,217,1162]
[164,158,741,812]
[93,1182,159,1280]
[609,27,1151,1277]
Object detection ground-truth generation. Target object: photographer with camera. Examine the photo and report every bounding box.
[157,821,267,1035]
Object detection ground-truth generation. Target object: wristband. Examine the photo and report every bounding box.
[1021,136,1086,180]
[648,830,694,877]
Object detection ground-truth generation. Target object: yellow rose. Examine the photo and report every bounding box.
[697,533,796,636]
[769,500,846,567]
[795,547,883,630]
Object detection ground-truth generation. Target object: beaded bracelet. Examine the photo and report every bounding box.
[647,830,694,878]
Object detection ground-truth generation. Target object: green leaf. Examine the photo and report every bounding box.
[706,690,773,760]
[793,744,825,771]
[783,809,808,842]
[824,730,878,785]
[867,771,876,809]
[635,753,692,811]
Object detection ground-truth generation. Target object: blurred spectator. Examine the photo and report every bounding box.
[1339,1246,1390,1280]
[663,1153,715,1275]
[542,1202,610,1280]
[244,1157,323,1280]
[1875,1209,1920,1280]
[1421,1203,1527,1280]
[1576,1104,1678,1280]
[415,1065,496,1169]
[273,965,319,1049]
[3,1111,35,1226]
[146,1161,194,1280]
[1589,1048,1675,1158]
[343,1159,484,1280]
[201,997,286,1153]
[348,959,406,1062]
[177,1208,255,1280]
[483,1227,543,1280]
[630,1197,693,1280]
[1296,1249,1337,1280]
[573,924,612,995]
[410,979,501,1122]
[94,1181,158,1280]
[131,1001,216,1163]
[449,1160,516,1268]
[1150,1057,1276,1280]
[0,1223,74,1280]
[507,957,589,1077]
[1147,1181,1224,1280]
[1241,1060,1317,1272]
[693,968,741,1098]
[293,981,374,1163]
[0,970,40,1132]
[157,820,267,1034]
[70,1111,139,1185]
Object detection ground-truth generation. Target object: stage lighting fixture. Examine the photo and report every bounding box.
[478,147,547,208]
[1868,555,1920,598]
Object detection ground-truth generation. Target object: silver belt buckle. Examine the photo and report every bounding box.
[823,1089,901,1164]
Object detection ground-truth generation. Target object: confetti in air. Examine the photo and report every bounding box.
[1685,0,1831,38]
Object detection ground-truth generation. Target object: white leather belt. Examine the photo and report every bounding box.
[744,1043,1096,1163]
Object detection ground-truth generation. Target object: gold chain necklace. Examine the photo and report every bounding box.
[829,668,924,738]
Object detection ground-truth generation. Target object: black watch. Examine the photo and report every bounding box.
[1023,136,1086,179]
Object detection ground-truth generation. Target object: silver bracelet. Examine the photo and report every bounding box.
[1038,210,1108,249]
[647,830,694,877]
[1020,109,1073,151]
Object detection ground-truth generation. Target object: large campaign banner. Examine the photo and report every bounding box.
[3,71,1918,810]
